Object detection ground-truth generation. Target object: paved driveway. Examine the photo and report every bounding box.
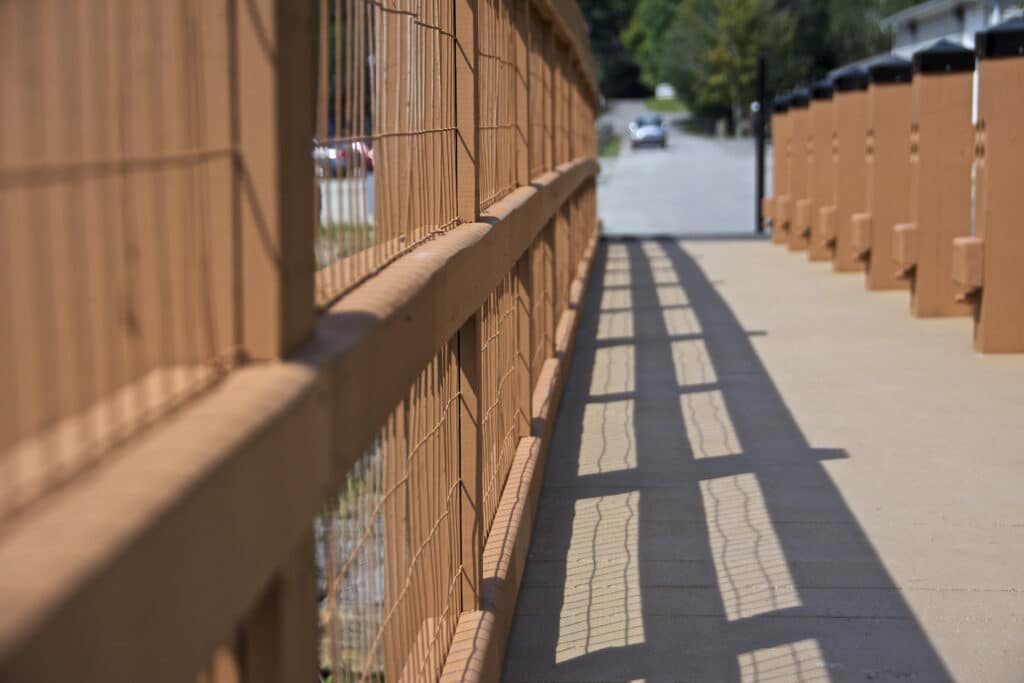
[599,99,761,237]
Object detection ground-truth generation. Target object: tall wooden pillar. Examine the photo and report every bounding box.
[892,39,975,317]
[851,56,913,290]
[806,80,835,261]
[953,18,1024,351]
[787,88,812,251]
[828,65,869,272]
[768,94,791,244]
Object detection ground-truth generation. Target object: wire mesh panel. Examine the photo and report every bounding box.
[477,0,521,210]
[0,0,236,526]
[314,0,459,305]
[553,39,572,166]
[574,178,597,265]
[553,202,572,320]
[528,13,554,179]
[571,63,596,161]
[317,338,461,682]
[479,272,522,540]
[530,220,556,388]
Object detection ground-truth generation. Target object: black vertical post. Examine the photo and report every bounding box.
[755,54,767,233]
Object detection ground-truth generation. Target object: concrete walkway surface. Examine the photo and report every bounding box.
[504,236,1024,682]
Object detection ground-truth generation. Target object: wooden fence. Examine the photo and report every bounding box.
[0,1,600,681]
[762,18,1024,353]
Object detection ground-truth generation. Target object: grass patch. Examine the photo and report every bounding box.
[644,96,688,113]
[318,222,375,265]
[599,132,623,158]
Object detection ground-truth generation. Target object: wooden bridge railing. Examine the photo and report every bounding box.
[0,1,599,681]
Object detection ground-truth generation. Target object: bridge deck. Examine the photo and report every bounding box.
[504,235,1024,682]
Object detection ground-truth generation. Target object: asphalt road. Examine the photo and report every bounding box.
[599,99,762,237]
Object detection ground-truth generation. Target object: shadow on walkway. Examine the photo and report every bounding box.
[503,238,951,682]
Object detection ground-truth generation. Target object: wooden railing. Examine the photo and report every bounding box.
[0,1,600,681]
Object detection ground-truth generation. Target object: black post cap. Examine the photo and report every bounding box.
[811,79,834,100]
[773,94,791,113]
[912,38,975,73]
[976,16,1024,60]
[833,65,869,91]
[789,87,811,108]
[869,55,913,84]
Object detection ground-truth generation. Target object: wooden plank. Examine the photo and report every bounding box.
[237,0,315,358]
[240,534,318,683]
[0,364,328,683]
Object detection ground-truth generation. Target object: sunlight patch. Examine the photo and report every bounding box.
[600,287,632,311]
[596,310,635,340]
[739,639,830,682]
[681,389,739,459]
[556,492,645,663]
[671,338,717,386]
[602,268,632,287]
[589,345,635,395]
[661,304,701,337]
[700,473,800,620]
[578,400,636,475]
[656,283,690,308]
[652,267,680,285]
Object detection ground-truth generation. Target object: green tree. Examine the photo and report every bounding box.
[633,0,902,130]
[579,0,648,96]
[622,0,681,88]
[655,0,794,126]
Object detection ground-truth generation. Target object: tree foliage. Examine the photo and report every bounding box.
[578,0,649,97]
[581,0,927,125]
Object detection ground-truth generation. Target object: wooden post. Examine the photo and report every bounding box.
[893,40,975,317]
[829,65,869,272]
[807,80,835,261]
[458,314,483,611]
[236,0,315,358]
[953,19,1024,351]
[456,0,480,222]
[769,96,790,245]
[240,534,317,683]
[786,88,812,251]
[851,56,913,290]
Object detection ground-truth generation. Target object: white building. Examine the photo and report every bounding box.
[881,0,1022,58]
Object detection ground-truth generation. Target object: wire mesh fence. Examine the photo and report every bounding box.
[1,0,598,679]
[478,0,521,210]
[317,338,462,682]
[479,271,522,541]
[314,0,460,306]
[530,220,556,387]
[528,13,554,179]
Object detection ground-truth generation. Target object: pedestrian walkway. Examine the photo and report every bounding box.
[504,236,1024,682]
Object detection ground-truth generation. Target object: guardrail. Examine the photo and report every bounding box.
[762,17,1024,354]
[0,1,599,681]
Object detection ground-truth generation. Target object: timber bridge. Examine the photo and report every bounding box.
[2,2,1023,682]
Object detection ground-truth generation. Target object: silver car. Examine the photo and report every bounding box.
[628,114,668,149]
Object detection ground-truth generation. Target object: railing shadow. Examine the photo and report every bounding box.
[503,238,952,682]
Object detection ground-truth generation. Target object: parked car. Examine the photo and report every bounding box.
[628,114,667,149]
[313,139,375,176]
